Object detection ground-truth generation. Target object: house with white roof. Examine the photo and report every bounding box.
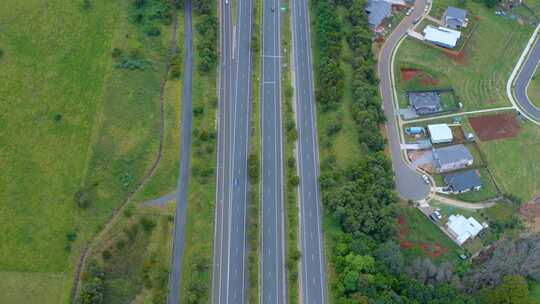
[423,25,462,49]
[446,214,485,245]
[427,124,453,144]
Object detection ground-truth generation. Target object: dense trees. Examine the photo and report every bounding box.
[313,0,345,110]
[480,275,533,304]
[463,235,540,292]
[193,0,218,73]
[325,153,397,241]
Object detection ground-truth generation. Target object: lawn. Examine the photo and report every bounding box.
[527,66,540,109]
[0,272,65,304]
[477,121,540,202]
[0,0,177,301]
[397,206,462,264]
[395,0,534,111]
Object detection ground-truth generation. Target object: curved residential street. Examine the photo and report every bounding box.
[514,32,540,122]
[378,0,430,200]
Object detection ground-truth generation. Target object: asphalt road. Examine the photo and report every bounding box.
[260,0,287,303]
[167,0,193,302]
[514,37,540,121]
[212,0,253,303]
[378,0,430,201]
[291,0,327,303]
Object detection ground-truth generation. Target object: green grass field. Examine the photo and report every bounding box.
[395,0,534,111]
[398,206,462,263]
[529,282,540,301]
[527,67,540,109]
[0,0,177,301]
[477,121,540,202]
[0,272,65,304]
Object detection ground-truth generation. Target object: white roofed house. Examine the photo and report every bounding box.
[427,124,453,144]
[423,26,461,49]
[446,214,485,245]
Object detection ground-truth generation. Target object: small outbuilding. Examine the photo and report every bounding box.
[447,214,484,245]
[443,6,468,30]
[408,92,442,115]
[427,124,453,144]
[423,26,461,49]
[433,144,473,173]
[443,169,482,194]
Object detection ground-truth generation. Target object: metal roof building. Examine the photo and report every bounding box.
[427,124,453,144]
[365,0,392,29]
[447,214,484,245]
[443,169,482,193]
[443,6,468,30]
[408,91,442,115]
[423,25,461,49]
[433,144,474,173]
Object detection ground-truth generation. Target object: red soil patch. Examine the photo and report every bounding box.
[468,113,520,142]
[400,68,422,81]
[400,68,439,85]
[484,98,496,104]
[396,214,448,257]
[442,49,467,65]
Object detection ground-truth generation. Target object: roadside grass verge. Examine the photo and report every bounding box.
[248,0,261,301]
[395,0,534,111]
[83,208,173,303]
[179,9,218,303]
[527,67,540,109]
[77,5,184,301]
[282,0,300,302]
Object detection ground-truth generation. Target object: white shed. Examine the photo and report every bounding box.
[427,124,453,144]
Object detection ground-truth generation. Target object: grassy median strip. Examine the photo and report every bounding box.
[247,0,261,302]
[282,1,301,302]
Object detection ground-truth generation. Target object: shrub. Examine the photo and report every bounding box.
[141,216,157,232]
[73,187,95,209]
[102,249,112,260]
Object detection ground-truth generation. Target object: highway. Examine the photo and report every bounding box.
[260,0,287,303]
[290,0,327,303]
[514,36,540,121]
[167,0,192,302]
[211,0,253,303]
[377,0,430,201]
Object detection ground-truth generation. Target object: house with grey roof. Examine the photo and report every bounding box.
[443,6,468,30]
[408,92,442,115]
[366,0,392,30]
[443,169,482,194]
[433,144,473,173]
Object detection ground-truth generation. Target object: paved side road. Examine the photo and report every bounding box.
[260,0,287,303]
[291,0,327,303]
[514,34,540,122]
[167,0,193,302]
[378,0,430,201]
[212,0,253,302]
